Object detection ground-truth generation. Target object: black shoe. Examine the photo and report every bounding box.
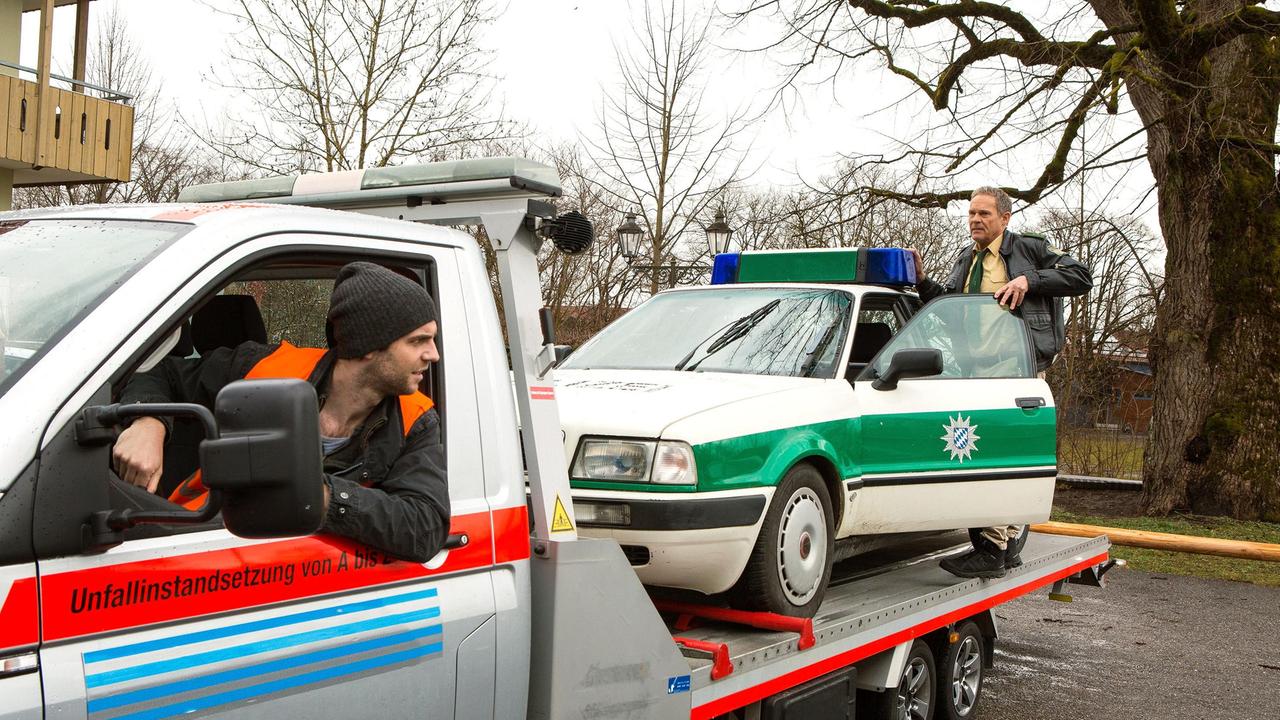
[940,544,1007,579]
[1005,545,1022,570]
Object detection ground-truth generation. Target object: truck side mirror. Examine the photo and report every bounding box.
[200,378,324,538]
[872,348,943,391]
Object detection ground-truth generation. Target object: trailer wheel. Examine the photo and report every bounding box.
[937,621,984,720]
[864,639,936,720]
[731,464,833,618]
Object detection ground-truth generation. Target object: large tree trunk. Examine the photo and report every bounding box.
[1138,25,1280,521]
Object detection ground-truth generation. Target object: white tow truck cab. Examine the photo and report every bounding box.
[0,157,1113,720]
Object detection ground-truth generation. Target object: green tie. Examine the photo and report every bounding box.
[967,249,987,293]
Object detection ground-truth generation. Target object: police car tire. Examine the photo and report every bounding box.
[967,524,1029,556]
[731,464,833,618]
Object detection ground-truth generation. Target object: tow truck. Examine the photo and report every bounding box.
[0,157,1112,719]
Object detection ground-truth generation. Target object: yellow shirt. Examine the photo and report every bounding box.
[965,231,1009,293]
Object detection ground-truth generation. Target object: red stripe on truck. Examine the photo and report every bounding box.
[690,551,1110,720]
[0,578,38,653]
[38,506,529,642]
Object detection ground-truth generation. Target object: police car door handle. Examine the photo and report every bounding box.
[1016,396,1045,409]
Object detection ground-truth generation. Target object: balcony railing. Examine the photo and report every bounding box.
[0,70,134,185]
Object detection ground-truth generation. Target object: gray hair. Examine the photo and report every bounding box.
[971,186,1012,215]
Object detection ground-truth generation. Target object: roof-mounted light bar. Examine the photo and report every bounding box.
[177,156,563,208]
[710,247,917,287]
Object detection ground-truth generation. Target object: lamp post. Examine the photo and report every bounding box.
[616,208,733,291]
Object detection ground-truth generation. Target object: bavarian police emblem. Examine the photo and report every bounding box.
[941,415,980,463]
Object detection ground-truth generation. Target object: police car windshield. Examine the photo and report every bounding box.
[0,219,188,397]
[562,288,853,378]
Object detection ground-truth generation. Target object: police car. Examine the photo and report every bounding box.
[557,248,1056,616]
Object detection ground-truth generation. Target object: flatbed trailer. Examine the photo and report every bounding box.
[657,532,1112,719]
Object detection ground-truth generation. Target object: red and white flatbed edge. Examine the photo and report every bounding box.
[676,532,1111,719]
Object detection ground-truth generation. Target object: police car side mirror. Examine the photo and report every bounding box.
[872,348,943,391]
[200,379,325,538]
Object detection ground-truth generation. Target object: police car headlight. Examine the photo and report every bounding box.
[572,439,656,482]
[651,441,697,485]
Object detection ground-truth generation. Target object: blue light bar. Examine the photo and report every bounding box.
[711,253,741,284]
[861,248,917,286]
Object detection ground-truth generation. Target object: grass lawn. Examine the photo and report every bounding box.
[1058,430,1145,479]
[1049,508,1280,587]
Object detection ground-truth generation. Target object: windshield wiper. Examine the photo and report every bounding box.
[676,299,782,372]
[800,321,841,377]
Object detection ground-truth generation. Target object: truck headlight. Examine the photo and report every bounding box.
[651,441,697,485]
[572,439,656,482]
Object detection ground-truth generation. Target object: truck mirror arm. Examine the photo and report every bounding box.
[76,402,224,549]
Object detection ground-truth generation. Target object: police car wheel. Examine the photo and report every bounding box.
[732,464,833,618]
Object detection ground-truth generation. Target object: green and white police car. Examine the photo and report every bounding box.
[555,248,1056,617]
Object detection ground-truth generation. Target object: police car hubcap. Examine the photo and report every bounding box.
[776,488,826,604]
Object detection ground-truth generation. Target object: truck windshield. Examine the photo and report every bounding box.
[562,288,853,378]
[0,219,189,397]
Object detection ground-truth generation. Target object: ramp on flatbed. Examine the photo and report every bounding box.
[678,532,1111,718]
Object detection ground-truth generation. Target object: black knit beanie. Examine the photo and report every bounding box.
[326,262,437,358]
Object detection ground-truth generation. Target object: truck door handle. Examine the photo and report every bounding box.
[443,533,469,549]
[1016,396,1045,410]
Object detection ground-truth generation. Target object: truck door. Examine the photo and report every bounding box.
[850,294,1056,532]
[0,464,41,720]
[31,238,503,719]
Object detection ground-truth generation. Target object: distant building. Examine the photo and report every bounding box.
[1,0,135,210]
[1094,344,1153,434]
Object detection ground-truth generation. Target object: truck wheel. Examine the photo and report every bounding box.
[863,639,936,720]
[967,524,1028,555]
[937,621,984,720]
[732,464,833,618]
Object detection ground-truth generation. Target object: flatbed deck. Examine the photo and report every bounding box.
[672,532,1111,718]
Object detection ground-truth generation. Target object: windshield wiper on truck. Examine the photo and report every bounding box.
[675,299,782,372]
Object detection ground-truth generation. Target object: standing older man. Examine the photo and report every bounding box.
[112,261,450,563]
[910,187,1092,579]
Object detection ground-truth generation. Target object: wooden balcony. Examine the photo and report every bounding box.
[0,73,133,185]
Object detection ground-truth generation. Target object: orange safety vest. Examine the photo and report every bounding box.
[168,341,434,510]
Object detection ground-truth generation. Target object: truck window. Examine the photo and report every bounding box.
[222,278,333,348]
[112,257,442,523]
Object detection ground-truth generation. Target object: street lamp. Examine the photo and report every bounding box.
[615,207,734,289]
[705,209,732,256]
[616,211,644,260]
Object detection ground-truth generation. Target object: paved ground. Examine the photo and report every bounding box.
[976,568,1280,719]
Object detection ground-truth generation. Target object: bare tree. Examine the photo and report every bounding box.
[738,1,1280,521]
[201,0,514,174]
[15,10,222,208]
[589,0,752,296]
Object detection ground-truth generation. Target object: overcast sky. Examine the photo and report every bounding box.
[20,0,1160,236]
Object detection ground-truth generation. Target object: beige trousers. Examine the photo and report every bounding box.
[980,525,1024,550]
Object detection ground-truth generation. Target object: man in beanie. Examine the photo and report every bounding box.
[113,262,449,563]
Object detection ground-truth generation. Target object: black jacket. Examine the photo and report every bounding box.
[121,342,450,562]
[917,230,1093,371]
